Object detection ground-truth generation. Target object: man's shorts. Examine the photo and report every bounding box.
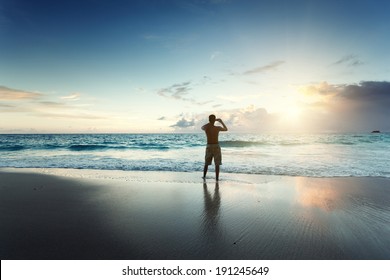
[205,144,222,166]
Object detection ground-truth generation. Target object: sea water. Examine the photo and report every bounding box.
[0,133,389,177]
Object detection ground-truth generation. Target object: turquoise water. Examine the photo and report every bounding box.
[0,133,389,177]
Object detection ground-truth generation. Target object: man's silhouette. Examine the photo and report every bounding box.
[201,114,228,180]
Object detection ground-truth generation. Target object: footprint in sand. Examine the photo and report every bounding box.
[33,185,44,191]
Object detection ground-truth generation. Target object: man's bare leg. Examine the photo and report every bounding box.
[203,164,208,179]
[216,165,220,181]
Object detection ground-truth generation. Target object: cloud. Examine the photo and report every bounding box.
[301,81,390,104]
[27,100,106,120]
[332,54,364,67]
[0,85,111,122]
[243,61,285,75]
[299,81,342,97]
[60,93,81,101]
[0,103,21,112]
[171,80,390,133]
[169,105,280,132]
[0,86,43,100]
[33,111,107,120]
[337,81,390,102]
[39,101,67,107]
[157,81,213,105]
[158,81,191,100]
[209,0,229,3]
[143,34,161,41]
[210,51,222,61]
[218,105,279,131]
[0,103,13,107]
[170,117,195,128]
[158,116,166,120]
[298,81,390,132]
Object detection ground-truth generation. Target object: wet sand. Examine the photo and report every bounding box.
[0,168,389,260]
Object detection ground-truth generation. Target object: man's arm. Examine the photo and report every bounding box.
[216,119,228,131]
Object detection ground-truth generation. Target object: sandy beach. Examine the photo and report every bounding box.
[0,168,389,260]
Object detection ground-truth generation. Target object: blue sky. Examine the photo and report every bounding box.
[1,0,390,133]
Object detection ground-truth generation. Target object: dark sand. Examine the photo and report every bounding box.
[0,168,389,260]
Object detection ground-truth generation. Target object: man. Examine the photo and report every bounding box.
[201,114,228,180]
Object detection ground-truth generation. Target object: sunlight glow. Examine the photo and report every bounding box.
[284,106,302,122]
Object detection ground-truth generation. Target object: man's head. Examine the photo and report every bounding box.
[209,114,216,124]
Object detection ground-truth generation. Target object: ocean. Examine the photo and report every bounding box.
[0,133,389,178]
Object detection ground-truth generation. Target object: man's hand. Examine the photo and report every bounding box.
[216,118,222,122]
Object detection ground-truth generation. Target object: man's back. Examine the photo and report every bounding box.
[203,124,222,144]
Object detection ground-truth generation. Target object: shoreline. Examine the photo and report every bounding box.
[1,167,389,180]
[1,168,389,260]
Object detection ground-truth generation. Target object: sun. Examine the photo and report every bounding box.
[284,106,302,121]
[276,102,305,130]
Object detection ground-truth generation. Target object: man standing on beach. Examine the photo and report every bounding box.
[201,114,228,181]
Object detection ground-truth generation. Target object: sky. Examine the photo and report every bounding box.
[1,0,389,133]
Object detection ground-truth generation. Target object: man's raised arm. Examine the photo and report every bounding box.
[216,119,228,131]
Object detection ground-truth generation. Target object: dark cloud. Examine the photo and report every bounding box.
[158,116,166,120]
[170,117,195,128]
[302,81,390,132]
[243,61,285,75]
[339,81,390,102]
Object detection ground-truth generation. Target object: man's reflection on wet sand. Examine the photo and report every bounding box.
[202,181,221,242]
